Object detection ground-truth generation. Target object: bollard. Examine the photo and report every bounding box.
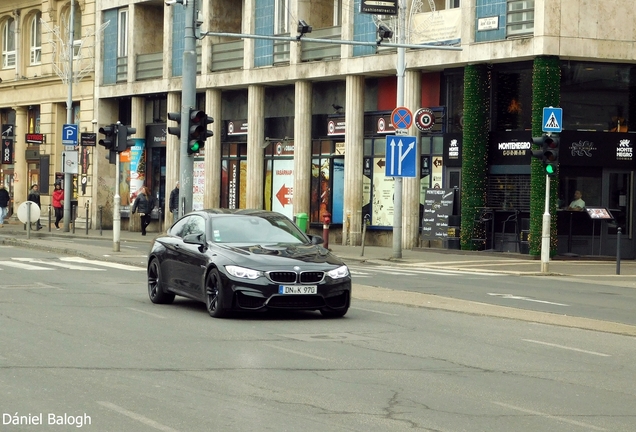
[85,201,89,235]
[72,205,76,234]
[322,212,332,250]
[26,202,32,239]
[360,214,371,257]
[99,205,103,236]
[48,205,52,232]
[616,227,622,275]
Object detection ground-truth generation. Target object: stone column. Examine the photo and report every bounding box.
[403,70,422,249]
[293,80,312,220]
[246,85,265,209]
[204,88,222,209]
[164,92,181,226]
[342,75,364,246]
[13,106,28,216]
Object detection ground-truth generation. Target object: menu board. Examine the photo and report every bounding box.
[585,207,613,220]
[421,189,455,240]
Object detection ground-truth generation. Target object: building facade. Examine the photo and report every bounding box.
[3,1,636,257]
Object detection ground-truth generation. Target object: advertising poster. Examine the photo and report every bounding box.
[372,156,394,226]
[192,159,205,210]
[127,138,146,204]
[332,159,344,224]
[271,159,294,219]
[311,159,330,222]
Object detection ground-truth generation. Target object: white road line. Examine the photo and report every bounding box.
[488,293,569,306]
[522,339,611,357]
[349,265,502,277]
[13,258,106,271]
[97,401,181,432]
[60,257,145,271]
[263,343,329,361]
[492,401,607,431]
[0,261,54,270]
[126,307,166,319]
[350,306,399,316]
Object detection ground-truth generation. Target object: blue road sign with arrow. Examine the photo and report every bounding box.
[385,135,417,177]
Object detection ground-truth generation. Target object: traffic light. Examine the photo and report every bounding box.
[187,109,213,155]
[542,134,559,176]
[98,124,116,150]
[117,123,137,153]
[530,134,559,176]
[167,112,181,138]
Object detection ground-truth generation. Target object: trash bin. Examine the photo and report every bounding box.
[295,213,308,233]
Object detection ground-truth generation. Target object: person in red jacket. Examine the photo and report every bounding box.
[52,183,64,230]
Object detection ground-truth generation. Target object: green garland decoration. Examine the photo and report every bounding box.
[460,64,490,250]
[530,56,561,256]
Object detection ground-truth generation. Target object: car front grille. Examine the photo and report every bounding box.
[267,295,325,309]
[266,271,325,284]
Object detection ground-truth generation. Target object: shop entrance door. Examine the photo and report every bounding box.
[601,170,634,258]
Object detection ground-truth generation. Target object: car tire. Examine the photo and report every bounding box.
[320,308,348,318]
[206,269,228,318]
[148,258,175,304]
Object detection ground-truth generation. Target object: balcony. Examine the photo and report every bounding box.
[301,26,341,62]
[210,39,244,72]
[136,52,162,80]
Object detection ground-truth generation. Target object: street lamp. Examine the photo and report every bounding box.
[296,20,312,40]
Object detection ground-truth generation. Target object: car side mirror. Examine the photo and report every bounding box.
[183,233,207,250]
[309,235,324,245]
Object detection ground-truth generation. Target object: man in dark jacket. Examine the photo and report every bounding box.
[0,184,10,226]
[169,181,179,222]
[27,184,43,230]
[131,186,155,236]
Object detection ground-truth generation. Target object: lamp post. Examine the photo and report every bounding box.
[392,0,406,259]
[63,0,75,232]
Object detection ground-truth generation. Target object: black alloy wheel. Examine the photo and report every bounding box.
[148,258,175,304]
[206,269,227,318]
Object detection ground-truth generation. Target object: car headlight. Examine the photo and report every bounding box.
[225,265,263,280]
[327,265,349,279]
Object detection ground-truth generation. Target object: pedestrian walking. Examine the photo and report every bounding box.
[27,184,43,230]
[169,181,180,222]
[52,183,64,230]
[0,184,10,226]
[131,186,155,236]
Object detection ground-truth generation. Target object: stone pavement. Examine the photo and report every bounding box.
[0,219,634,279]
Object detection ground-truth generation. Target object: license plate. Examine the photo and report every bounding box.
[279,285,317,294]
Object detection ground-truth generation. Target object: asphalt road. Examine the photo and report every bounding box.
[1,247,635,431]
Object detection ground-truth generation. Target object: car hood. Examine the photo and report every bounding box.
[216,243,345,267]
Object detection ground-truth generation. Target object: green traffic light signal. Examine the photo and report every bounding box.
[545,164,556,175]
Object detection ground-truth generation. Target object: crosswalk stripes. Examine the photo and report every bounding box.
[347,264,503,278]
[0,257,144,272]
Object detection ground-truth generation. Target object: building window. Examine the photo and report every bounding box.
[2,18,16,69]
[275,0,290,35]
[30,12,42,65]
[506,0,534,37]
[447,0,460,8]
[118,9,128,58]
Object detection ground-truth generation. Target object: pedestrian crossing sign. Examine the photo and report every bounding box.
[542,107,562,132]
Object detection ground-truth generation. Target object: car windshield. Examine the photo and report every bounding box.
[210,215,307,244]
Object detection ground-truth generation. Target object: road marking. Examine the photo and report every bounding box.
[522,339,611,357]
[13,258,106,271]
[60,257,145,271]
[493,401,607,431]
[263,344,329,361]
[0,261,54,270]
[488,293,569,306]
[126,307,166,319]
[349,265,503,277]
[351,306,399,316]
[97,401,181,432]
[0,282,58,290]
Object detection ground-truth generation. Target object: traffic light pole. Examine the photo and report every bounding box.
[177,1,197,218]
[541,174,550,273]
[392,0,406,260]
[113,150,121,252]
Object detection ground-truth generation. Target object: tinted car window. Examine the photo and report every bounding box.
[169,216,191,238]
[211,215,306,244]
[182,215,205,237]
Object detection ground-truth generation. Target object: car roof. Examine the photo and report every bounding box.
[193,209,287,218]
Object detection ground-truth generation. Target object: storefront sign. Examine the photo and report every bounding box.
[2,138,13,164]
[147,124,166,147]
[26,133,45,144]
[80,133,96,146]
[488,131,533,165]
[360,0,397,15]
[327,117,346,136]
[443,133,462,167]
[227,120,248,136]
[560,131,635,168]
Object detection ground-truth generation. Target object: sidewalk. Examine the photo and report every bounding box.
[0,220,635,278]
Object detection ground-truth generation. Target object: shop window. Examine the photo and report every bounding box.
[487,175,531,211]
[494,66,533,131]
[2,18,16,69]
[506,0,534,37]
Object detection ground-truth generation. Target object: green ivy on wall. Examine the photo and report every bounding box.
[530,56,561,256]
[460,64,490,250]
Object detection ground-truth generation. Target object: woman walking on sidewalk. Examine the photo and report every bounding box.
[131,186,155,236]
[52,183,64,230]
[0,184,10,226]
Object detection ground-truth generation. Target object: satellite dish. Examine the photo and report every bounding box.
[17,201,41,223]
